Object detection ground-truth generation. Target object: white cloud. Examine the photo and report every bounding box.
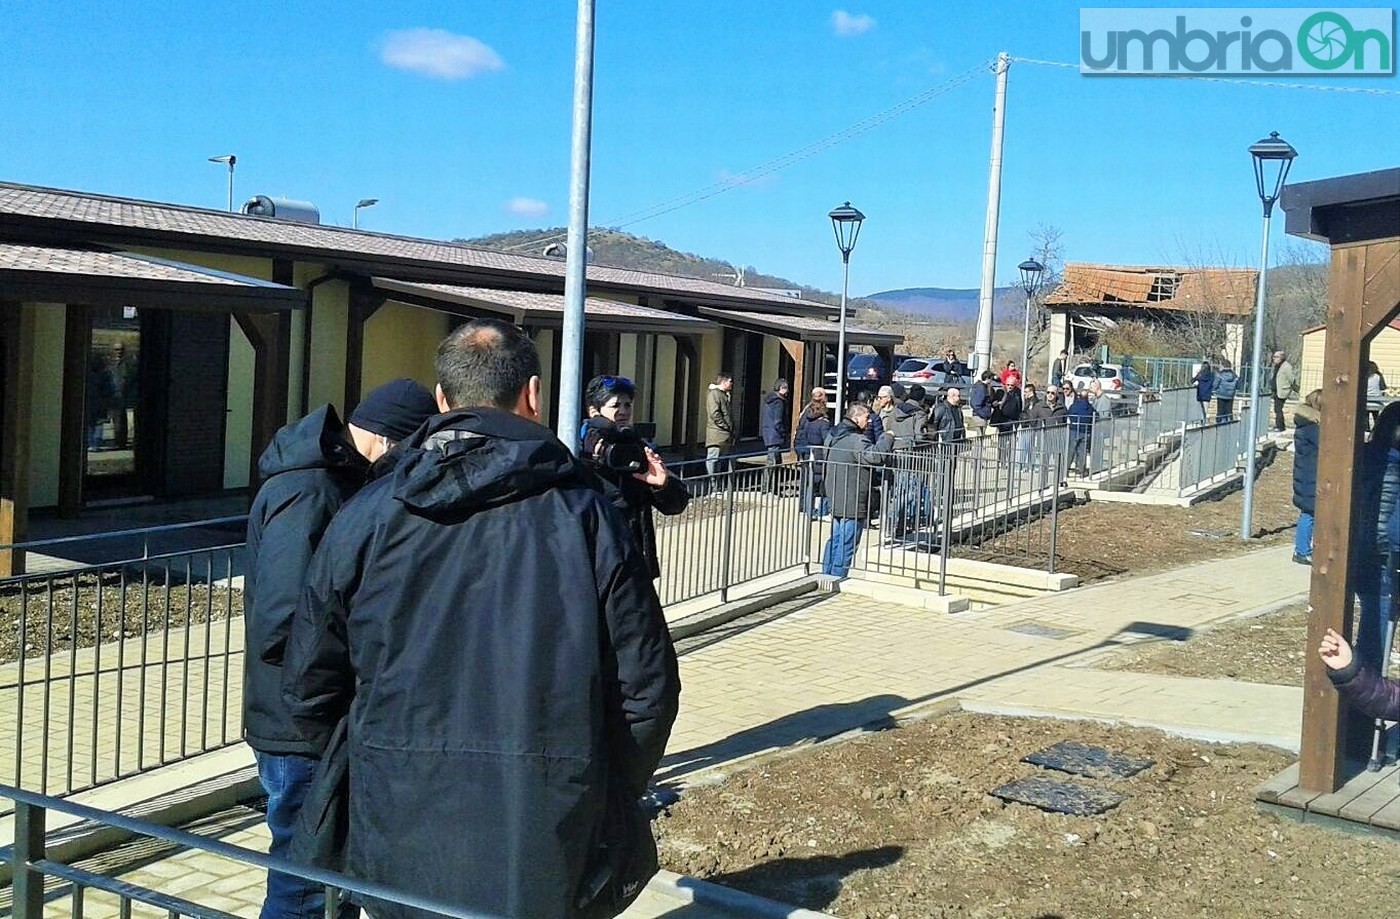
[380,28,505,80]
[831,10,876,37]
[504,197,549,218]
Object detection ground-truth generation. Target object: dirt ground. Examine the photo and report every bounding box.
[655,711,1394,919]
[0,570,241,665]
[1045,450,1298,582]
[1098,602,1309,687]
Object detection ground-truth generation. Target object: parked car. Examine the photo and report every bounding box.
[1067,362,1146,393]
[1066,362,1147,413]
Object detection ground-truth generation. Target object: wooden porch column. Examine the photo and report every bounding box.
[58,305,91,518]
[0,303,36,576]
[343,285,384,416]
[233,311,292,495]
[675,336,699,453]
[1301,238,1400,793]
[782,339,805,438]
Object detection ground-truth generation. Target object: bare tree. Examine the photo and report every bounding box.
[1264,239,1329,360]
[1022,223,1065,373]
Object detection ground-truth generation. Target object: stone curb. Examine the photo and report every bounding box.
[647,869,839,918]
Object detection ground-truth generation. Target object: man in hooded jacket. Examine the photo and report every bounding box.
[245,378,437,919]
[281,319,680,919]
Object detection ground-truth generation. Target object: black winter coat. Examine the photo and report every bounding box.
[1292,403,1319,515]
[244,405,367,755]
[795,409,833,487]
[280,409,681,919]
[580,416,690,580]
[761,391,789,448]
[822,421,893,519]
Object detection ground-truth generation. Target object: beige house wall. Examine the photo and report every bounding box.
[1301,325,1400,395]
[307,281,349,414]
[653,336,678,445]
[361,303,446,400]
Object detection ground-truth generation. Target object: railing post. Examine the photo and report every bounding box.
[719,466,737,603]
[802,458,814,575]
[938,452,954,596]
[13,800,47,919]
[324,885,341,919]
[1048,453,1061,575]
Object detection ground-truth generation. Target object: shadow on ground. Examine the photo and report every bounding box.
[695,845,904,911]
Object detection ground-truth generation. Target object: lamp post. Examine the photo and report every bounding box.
[1017,257,1045,385]
[1240,130,1297,542]
[829,202,865,422]
[353,198,379,229]
[208,155,236,212]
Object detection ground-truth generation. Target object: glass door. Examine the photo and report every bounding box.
[84,307,148,501]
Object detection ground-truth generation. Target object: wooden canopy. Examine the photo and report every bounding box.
[1287,167,1400,793]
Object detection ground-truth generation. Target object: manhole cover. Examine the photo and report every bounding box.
[1005,620,1078,640]
[989,775,1125,816]
[1024,740,1155,779]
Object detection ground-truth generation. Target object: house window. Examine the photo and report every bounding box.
[1148,273,1180,301]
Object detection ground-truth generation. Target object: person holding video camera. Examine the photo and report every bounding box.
[581,374,690,579]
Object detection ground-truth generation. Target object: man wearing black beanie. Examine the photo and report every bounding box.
[243,378,435,919]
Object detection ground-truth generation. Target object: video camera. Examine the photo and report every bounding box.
[592,422,657,474]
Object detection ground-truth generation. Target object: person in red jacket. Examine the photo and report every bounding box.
[1000,360,1022,390]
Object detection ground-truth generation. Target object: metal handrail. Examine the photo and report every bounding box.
[1,783,494,919]
[0,516,248,555]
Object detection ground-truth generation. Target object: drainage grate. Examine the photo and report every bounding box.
[1004,620,1079,640]
[990,775,1126,816]
[1024,740,1155,780]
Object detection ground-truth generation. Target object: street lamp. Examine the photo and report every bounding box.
[353,198,379,230]
[1017,257,1045,386]
[1240,130,1297,542]
[829,201,865,422]
[208,155,236,212]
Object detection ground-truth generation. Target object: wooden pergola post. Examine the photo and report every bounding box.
[233,311,292,496]
[1287,168,1400,794]
[0,302,35,576]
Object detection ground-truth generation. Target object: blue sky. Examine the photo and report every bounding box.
[2,1,1396,294]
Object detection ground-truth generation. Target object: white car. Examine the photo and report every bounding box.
[1066,362,1148,412]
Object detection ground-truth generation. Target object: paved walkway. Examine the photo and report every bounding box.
[10,544,1310,917]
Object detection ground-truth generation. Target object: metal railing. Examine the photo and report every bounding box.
[2,783,489,919]
[654,460,808,607]
[0,520,245,812]
[809,436,1065,591]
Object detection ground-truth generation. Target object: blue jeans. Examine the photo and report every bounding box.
[1295,512,1313,558]
[822,517,864,578]
[256,752,354,919]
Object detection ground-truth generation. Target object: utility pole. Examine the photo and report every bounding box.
[556,0,596,452]
[973,52,1010,376]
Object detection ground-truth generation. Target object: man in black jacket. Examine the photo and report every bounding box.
[761,379,790,494]
[820,403,894,577]
[244,378,437,919]
[281,319,681,919]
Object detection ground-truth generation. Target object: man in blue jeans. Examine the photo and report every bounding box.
[244,379,436,918]
[821,403,895,578]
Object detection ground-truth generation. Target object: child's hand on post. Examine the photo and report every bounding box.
[1318,628,1354,672]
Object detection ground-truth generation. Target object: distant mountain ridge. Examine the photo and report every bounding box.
[462,227,842,305]
[864,286,1020,322]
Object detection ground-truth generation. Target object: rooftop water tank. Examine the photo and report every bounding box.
[241,196,321,225]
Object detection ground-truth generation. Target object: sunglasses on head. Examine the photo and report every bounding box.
[600,376,633,389]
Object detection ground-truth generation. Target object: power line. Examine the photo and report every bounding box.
[501,59,995,253]
[1011,56,1400,96]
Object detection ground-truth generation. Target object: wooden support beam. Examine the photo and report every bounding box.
[343,285,383,415]
[0,303,36,576]
[1301,240,1400,793]
[58,305,90,518]
[233,311,291,495]
[781,339,805,439]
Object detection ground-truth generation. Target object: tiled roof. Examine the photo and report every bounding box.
[372,278,715,330]
[695,307,903,345]
[0,242,296,290]
[1044,263,1258,317]
[0,182,834,314]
